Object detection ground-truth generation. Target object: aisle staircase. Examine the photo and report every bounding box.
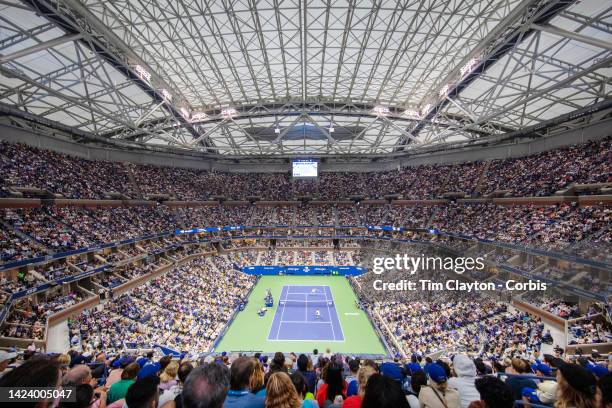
[474,160,492,196]
[124,163,143,199]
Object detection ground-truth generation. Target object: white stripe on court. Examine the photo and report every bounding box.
[276,286,288,340]
[281,320,333,324]
[325,286,345,341]
[323,289,337,340]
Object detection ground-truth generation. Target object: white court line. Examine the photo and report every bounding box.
[274,285,345,342]
[275,286,288,340]
[325,286,345,341]
[281,320,333,324]
[303,292,308,322]
[322,288,337,341]
[267,338,346,342]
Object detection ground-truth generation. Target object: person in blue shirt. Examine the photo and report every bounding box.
[346,358,360,397]
[379,359,404,384]
[406,355,423,375]
[296,354,317,394]
[224,357,265,408]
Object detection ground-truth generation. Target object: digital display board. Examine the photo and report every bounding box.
[292,159,318,178]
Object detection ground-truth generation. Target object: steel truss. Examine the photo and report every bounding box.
[0,0,609,157]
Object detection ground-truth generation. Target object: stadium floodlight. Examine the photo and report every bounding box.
[403,109,421,119]
[190,112,207,122]
[372,106,390,116]
[274,126,281,134]
[421,104,432,116]
[160,88,172,102]
[439,84,450,97]
[460,58,480,78]
[221,107,237,117]
[133,64,151,82]
[329,125,335,133]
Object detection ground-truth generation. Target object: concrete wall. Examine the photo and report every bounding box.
[0,117,609,173]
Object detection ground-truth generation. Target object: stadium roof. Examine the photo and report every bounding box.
[0,0,610,158]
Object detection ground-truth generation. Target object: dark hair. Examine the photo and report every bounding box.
[474,376,514,408]
[159,355,172,372]
[349,359,360,373]
[410,371,427,395]
[0,358,61,408]
[493,361,506,373]
[297,354,309,372]
[290,372,308,398]
[230,357,255,390]
[361,373,409,408]
[435,360,451,377]
[599,373,612,405]
[121,363,140,380]
[474,358,488,375]
[325,362,345,402]
[125,376,160,408]
[270,352,286,373]
[182,364,230,408]
[74,384,95,408]
[178,362,194,383]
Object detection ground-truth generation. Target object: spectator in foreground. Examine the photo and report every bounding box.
[597,373,612,408]
[342,365,377,408]
[505,358,537,400]
[224,357,265,408]
[108,362,139,403]
[160,361,179,391]
[265,372,301,408]
[553,359,597,408]
[125,376,160,408]
[448,354,479,408]
[468,376,514,408]
[296,354,317,395]
[360,373,409,408]
[406,371,427,408]
[250,359,266,397]
[316,362,347,407]
[158,361,193,408]
[289,372,317,408]
[181,364,229,408]
[345,359,360,397]
[0,358,62,408]
[418,363,460,408]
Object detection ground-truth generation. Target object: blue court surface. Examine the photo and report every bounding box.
[267,285,345,341]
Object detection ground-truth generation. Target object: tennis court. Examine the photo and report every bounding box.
[214,275,386,354]
[267,285,344,341]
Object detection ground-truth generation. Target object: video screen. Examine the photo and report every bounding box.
[292,159,318,177]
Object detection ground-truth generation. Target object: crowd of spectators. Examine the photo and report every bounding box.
[2,138,609,201]
[69,257,254,353]
[0,200,608,272]
[3,291,85,339]
[1,342,610,408]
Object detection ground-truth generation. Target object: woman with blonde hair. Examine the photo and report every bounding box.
[159,360,179,391]
[342,365,377,408]
[553,360,597,408]
[266,371,301,408]
[251,358,267,397]
[54,353,71,376]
